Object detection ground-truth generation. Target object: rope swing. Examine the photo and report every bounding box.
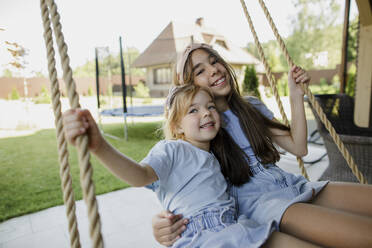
[40,0,104,247]
[239,0,368,184]
[39,0,368,247]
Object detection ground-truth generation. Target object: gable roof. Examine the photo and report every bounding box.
[132,19,263,71]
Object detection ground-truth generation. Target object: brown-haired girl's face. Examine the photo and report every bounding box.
[190,49,231,99]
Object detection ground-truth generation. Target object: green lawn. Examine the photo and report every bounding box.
[0,122,162,222]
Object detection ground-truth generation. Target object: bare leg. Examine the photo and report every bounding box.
[312,182,372,217]
[262,231,321,248]
[280,203,372,248]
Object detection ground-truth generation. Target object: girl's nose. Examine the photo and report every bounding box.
[207,64,217,76]
[203,108,211,117]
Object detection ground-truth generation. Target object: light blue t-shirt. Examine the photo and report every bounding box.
[141,139,234,218]
[222,96,274,166]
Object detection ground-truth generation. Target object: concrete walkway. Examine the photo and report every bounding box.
[0,142,329,248]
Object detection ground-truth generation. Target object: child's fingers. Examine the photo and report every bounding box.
[295,73,310,84]
[62,108,89,144]
[63,121,87,144]
[83,109,99,131]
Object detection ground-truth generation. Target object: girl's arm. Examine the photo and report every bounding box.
[63,108,158,187]
[270,65,309,157]
[94,138,158,187]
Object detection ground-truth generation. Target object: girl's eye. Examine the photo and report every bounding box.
[211,59,217,65]
[188,108,197,114]
[196,69,204,76]
[208,105,216,110]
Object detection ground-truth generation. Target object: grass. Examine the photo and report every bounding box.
[0,122,162,222]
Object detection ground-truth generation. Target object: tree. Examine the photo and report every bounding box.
[246,41,286,72]
[347,16,359,63]
[9,87,20,100]
[73,47,144,77]
[5,41,28,71]
[243,65,261,99]
[245,0,345,71]
[286,0,343,69]
[2,69,13,77]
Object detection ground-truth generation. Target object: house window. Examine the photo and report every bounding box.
[154,67,171,84]
[215,40,228,49]
[202,33,213,44]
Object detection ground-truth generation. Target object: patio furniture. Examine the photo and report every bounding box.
[308,94,372,183]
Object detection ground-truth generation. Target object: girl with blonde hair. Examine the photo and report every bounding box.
[63,84,319,247]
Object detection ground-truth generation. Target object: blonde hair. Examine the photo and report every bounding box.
[163,84,213,140]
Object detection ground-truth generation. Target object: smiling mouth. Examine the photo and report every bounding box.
[200,121,215,129]
[211,77,226,87]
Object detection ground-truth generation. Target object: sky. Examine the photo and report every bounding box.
[0,0,354,77]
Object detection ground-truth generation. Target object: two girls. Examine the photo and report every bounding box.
[151,43,372,248]
[63,84,321,247]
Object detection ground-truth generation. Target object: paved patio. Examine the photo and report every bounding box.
[0,141,328,248]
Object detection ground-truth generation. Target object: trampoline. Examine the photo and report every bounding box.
[100,105,164,117]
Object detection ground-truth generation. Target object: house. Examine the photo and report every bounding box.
[132,18,264,97]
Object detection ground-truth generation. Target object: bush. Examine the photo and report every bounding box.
[277,73,289,97]
[106,84,113,97]
[243,65,261,99]
[9,87,20,100]
[88,85,94,96]
[134,82,150,98]
[319,77,328,87]
[309,80,338,95]
[33,85,51,104]
[345,64,356,98]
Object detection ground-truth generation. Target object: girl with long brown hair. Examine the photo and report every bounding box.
[152,43,372,248]
[64,84,319,247]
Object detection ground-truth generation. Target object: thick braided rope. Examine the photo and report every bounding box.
[40,0,81,247]
[43,0,105,246]
[255,0,367,184]
[239,0,309,179]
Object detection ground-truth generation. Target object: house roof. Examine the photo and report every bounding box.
[132,19,263,71]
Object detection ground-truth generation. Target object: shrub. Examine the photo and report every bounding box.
[106,84,113,97]
[9,87,20,100]
[277,73,289,97]
[134,82,150,98]
[345,64,356,98]
[309,80,338,95]
[319,77,328,87]
[34,85,51,104]
[88,85,94,96]
[243,65,261,99]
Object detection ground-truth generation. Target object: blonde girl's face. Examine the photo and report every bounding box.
[178,90,220,150]
[190,49,232,99]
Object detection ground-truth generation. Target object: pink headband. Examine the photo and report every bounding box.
[176,43,215,85]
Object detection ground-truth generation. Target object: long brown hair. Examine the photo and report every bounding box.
[164,84,252,185]
[175,44,290,165]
